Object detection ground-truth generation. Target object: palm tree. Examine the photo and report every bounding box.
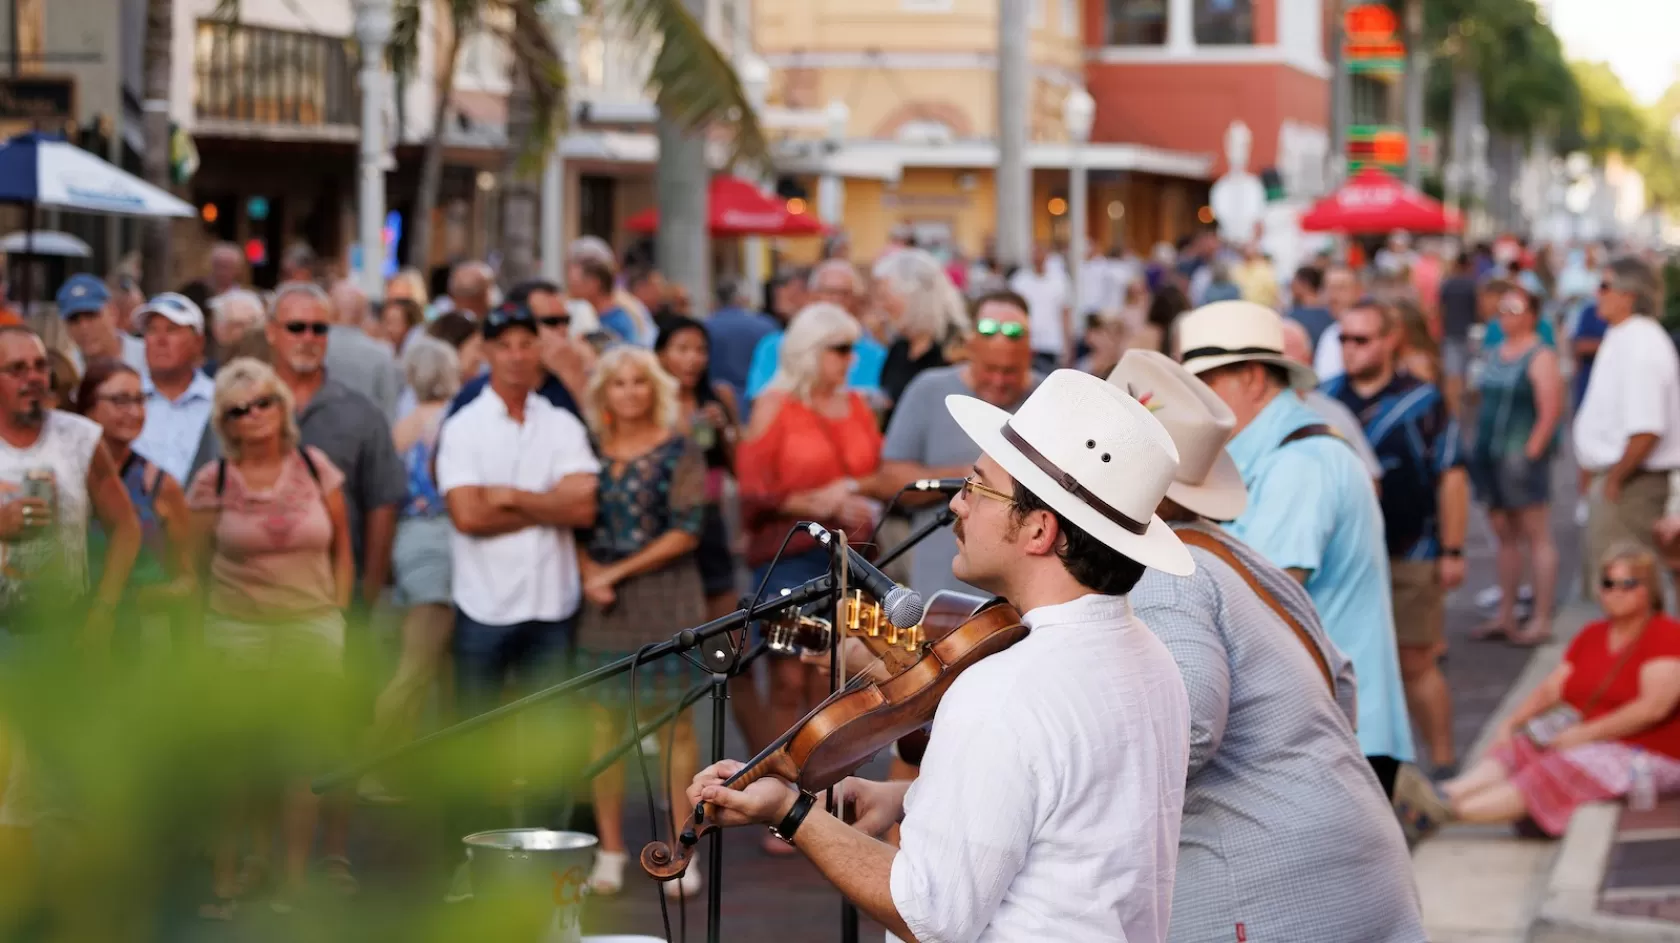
[388,0,480,271]
[141,0,174,296]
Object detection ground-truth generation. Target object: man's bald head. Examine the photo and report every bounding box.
[328,279,370,326]
[449,261,495,316]
[1279,317,1312,366]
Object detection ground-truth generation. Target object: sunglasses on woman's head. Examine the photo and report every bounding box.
[1601,577,1642,592]
[975,318,1026,340]
[282,321,331,336]
[224,395,277,420]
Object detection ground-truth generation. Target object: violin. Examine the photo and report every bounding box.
[640,590,1027,881]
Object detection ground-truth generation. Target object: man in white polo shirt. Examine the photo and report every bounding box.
[1574,255,1680,598]
[436,301,600,718]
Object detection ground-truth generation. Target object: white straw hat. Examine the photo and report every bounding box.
[945,369,1194,576]
[1176,300,1317,391]
[1107,349,1248,522]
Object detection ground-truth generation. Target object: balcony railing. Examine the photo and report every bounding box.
[193,20,358,132]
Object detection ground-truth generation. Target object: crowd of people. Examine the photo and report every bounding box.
[0,224,1678,940]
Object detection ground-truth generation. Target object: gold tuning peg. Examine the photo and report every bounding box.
[901,623,921,652]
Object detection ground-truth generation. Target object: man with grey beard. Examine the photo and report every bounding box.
[0,327,139,642]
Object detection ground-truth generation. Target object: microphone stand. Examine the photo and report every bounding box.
[874,504,956,571]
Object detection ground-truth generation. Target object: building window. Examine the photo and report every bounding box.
[1194,0,1253,45]
[1106,0,1167,45]
[193,20,358,126]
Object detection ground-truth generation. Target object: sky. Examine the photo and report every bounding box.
[1548,0,1680,104]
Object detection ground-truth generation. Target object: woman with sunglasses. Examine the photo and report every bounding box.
[1468,283,1564,646]
[1400,542,1680,842]
[185,357,353,918]
[73,359,195,648]
[735,303,882,853]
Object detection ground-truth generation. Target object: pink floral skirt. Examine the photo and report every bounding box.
[1489,738,1680,836]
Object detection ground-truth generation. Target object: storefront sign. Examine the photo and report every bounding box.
[1343,4,1403,76]
[0,76,75,122]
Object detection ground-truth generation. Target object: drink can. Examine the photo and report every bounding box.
[23,468,55,508]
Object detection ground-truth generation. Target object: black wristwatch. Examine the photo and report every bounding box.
[770,790,818,845]
[1441,548,1464,559]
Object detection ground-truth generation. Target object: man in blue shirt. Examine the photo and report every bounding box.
[704,278,778,401]
[746,259,885,399]
[1178,300,1415,796]
[1323,299,1470,779]
[1570,300,1608,408]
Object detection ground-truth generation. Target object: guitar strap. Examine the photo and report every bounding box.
[1177,528,1336,695]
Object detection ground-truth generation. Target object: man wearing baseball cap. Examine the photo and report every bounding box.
[688,369,1194,942]
[56,273,147,379]
[131,293,215,485]
[1177,299,1413,798]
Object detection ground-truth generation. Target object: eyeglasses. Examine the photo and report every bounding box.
[828,343,855,356]
[1339,333,1377,347]
[962,476,1015,506]
[0,357,49,379]
[975,318,1026,340]
[96,393,147,409]
[1497,299,1529,316]
[1600,577,1643,592]
[282,321,331,336]
[224,395,277,420]
[537,315,572,330]
[1598,281,1617,294]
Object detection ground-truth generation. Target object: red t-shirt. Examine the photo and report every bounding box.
[1563,614,1680,760]
[736,391,881,562]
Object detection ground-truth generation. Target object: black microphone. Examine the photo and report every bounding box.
[803,523,926,629]
[907,478,966,495]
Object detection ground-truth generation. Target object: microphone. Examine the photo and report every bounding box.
[803,523,926,629]
[908,478,966,496]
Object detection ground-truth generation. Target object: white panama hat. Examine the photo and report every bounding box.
[945,369,1194,577]
[1107,349,1248,522]
[1175,300,1318,391]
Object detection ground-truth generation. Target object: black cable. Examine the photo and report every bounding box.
[665,707,688,943]
[626,641,675,943]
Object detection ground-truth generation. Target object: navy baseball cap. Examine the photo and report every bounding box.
[482,301,539,340]
[56,273,110,318]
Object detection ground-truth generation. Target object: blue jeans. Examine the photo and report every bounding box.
[452,611,576,721]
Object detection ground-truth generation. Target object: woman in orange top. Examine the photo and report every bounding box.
[1402,542,1680,841]
[735,302,882,834]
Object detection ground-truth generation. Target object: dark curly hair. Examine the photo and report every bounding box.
[1008,479,1147,596]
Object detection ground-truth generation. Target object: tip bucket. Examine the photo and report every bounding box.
[463,829,598,942]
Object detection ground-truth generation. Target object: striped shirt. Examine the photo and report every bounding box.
[1133,522,1427,943]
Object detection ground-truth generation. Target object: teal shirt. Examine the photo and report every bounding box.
[1224,393,1415,761]
[1483,316,1556,348]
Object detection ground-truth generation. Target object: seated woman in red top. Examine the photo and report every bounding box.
[734,302,882,839]
[1402,542,1680,841]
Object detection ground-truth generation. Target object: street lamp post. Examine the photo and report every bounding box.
[818,99,849,226]
[541,0,580,282]
[737,52,772,302]
[354,0,394,299]
[1063,87,1095,320]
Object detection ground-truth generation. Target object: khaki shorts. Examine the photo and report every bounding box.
[1391,559,1444,648]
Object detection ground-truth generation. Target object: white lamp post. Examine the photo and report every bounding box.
[818,99,849,226]
[1063,86,1096,319]
[353,0,394,298]
[540,0,580,282]
[737,52,772,302]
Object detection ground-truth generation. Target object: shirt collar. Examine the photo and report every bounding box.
[1020,593,1133,630]
[1225,391,1316,482]
[145,370,216,404]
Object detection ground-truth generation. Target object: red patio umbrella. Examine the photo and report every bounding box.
[625,176,826,237]
[1300,167,1462,234]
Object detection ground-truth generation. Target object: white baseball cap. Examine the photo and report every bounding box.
[132,292,205,335]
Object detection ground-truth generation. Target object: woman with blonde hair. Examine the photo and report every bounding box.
[735,302,882,855]
[1401,542,1680,842]
[1394,297,1441,384]
[186,357,352,917]
[574,345,709,897]
[872,248,970,416]
[385,267,429,308]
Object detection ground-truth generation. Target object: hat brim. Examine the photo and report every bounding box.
[132,306,202,334]
[59,302,103,318]
[945,394,1195,577]
[1182,352,1318,391]
[1166,447,1248,522]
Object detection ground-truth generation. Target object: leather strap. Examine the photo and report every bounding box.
[1280,423,1340,447]
[1001,423,1149,536]
[1177,528,1336,695]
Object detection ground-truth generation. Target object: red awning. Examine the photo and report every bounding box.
[1299,167,1462,234]
[624,176,825,237]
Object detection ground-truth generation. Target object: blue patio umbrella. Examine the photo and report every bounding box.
[0,132,194,306]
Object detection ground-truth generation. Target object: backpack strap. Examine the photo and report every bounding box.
[297,445,321,484]
[1279,423,1340,448]
[1177,528,1336,696]
[215,458,228,498]
[141,458,164,499]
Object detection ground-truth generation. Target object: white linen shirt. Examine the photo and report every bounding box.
[132,371,216,485]
[1008,267,1071,357]
[436,386,600,625]
[889,593,1190,943]
[1574,315,1680,471]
